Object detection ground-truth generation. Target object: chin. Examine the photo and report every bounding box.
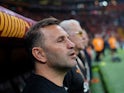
[71,60,77,66]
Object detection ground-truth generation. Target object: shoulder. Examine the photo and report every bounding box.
[22,74,51,93]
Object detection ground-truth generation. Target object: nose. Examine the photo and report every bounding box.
[67,39,75,49]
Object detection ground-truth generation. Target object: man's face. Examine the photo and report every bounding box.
[82,30,89,47]
[41,25,77,70]
[69,24,86,50]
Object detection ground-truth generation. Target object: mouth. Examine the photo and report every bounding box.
[69,51,77,59]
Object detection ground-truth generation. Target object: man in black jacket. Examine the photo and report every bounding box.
[22,18,77,93]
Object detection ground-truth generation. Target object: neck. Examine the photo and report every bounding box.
[35,62,66,87]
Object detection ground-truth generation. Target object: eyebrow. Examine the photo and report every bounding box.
[57,33,69,40]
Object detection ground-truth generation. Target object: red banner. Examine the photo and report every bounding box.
[0,6,36,38]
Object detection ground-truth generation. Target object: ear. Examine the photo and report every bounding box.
[32,47,47,63]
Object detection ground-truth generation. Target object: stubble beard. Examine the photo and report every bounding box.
[45,50,72,72]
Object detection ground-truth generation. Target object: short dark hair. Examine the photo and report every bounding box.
[24,17,60,62]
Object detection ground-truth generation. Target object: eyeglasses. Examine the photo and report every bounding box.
[75,31,83,37]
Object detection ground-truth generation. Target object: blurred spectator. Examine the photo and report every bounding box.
[108,33,118,54]
[92,34,104,62]
[108,33,121,62]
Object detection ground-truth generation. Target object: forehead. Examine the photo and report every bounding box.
[41,25,68,39]
[70,23,82,32]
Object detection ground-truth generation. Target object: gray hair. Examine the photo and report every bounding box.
[59,19,80,34]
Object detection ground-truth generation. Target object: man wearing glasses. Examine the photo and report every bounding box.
[60,19,90,93]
